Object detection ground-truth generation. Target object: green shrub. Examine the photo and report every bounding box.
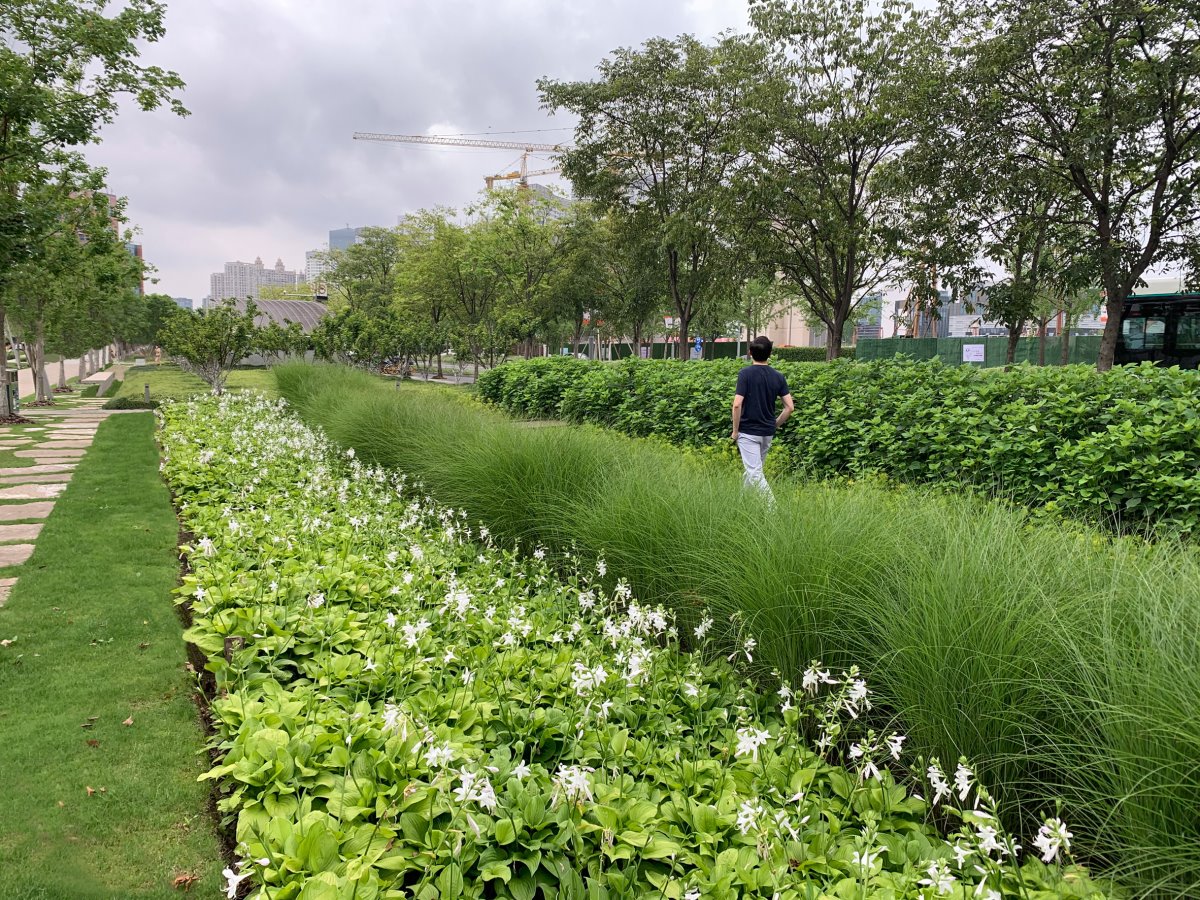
[773,346,856,362]
[101,396,159,409]
[477,357,1200,538]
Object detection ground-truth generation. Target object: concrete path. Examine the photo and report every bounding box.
[0,406,121,606]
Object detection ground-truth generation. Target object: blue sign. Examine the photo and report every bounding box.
[694,336,703,352]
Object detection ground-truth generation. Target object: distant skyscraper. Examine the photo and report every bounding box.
[172,297,193,310]
[329,227,365,251]
[208,256,303,307]
[305,249,331,283]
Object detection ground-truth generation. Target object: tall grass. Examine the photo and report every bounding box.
[275,362,1200,897]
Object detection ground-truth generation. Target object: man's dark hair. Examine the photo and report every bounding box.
[749,335,773,362]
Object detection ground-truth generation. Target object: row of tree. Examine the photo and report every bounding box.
[312,0,1198,372]
[535,0,1200,369]
[311,190,804,376]
[1,0,188,411]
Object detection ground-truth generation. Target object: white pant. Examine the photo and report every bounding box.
[737,433,774,501]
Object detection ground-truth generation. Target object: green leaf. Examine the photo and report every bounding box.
[436,862,464,898]
[495,818,518,845]
[508,873,536,900]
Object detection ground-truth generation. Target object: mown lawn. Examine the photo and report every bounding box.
[0,412,222,898]
[113,364,278,402]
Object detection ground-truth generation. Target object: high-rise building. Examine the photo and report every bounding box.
[305,249,331,284]
[208,256,304,307]
[172,297,193,310]
[329,227,365,251]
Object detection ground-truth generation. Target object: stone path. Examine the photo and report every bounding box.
[0,407,116,607]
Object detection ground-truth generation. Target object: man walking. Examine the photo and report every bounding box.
[731,335,794,500]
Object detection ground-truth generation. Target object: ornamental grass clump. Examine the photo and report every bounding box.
[159,392,1106,899]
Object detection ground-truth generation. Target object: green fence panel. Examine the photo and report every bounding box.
[858,335,1101,367]
[857,338,938,360]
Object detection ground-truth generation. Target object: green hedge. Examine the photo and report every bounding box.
[773,346,856,362]
[477,357,1200,537]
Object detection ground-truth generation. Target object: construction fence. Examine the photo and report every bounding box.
[855,335,1102,367]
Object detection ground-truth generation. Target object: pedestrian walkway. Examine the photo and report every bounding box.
[0,408,118,605]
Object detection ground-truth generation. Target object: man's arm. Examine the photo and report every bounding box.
[776,393,794,429]
[731,393,744,440]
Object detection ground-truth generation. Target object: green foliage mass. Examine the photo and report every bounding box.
[477,357,1200,538]
[278,362,1200,897]
[164,387,1110,899]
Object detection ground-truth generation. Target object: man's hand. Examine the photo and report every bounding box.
[731,430,739,441]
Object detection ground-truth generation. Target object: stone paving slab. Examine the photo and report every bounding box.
[0,473,73,485]
[0,523,42,542]
[0,502,54,521]
[33,440,93,449]
[0,543,36,566]
[0,577,16,607]
[0,484,65,500]
[0,464,74,476]
[14,448,85,459]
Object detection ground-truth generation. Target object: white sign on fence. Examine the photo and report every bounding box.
[962,343,986,363]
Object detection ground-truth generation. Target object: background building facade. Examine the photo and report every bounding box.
[328,227,365,251]
[208,256,304,307]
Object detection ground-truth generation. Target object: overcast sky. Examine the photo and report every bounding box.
[86,0,750,300]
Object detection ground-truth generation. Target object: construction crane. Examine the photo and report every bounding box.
[484,167,560,190]
[353,131,566,190]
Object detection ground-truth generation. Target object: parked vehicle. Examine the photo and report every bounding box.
[1115,293,1200,369]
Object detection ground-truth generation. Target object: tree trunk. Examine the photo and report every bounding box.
[1005,323,1023,367]
[827,307,849,361]
[677,310,690,363]
[1097,277,1124,371]
[1037,321,1047,366]
[0,310,9,418]
[34,322,49,403]
[1060,322,1071,366]
[57,357,66,390]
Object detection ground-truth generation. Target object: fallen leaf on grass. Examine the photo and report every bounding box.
[56,801,64,808]
[85,786,95,797]
[86,739,99,749]
[0,638,14,648]
[122,716,133,727]
[138,642,150,650]
[171,872,199,892]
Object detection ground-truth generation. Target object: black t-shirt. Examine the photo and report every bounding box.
[735,364,790,436]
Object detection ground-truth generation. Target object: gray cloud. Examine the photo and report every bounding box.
[86,0,749,299]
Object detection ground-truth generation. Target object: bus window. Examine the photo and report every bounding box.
[1177,313,1200,351]
[1122,316,1167,350]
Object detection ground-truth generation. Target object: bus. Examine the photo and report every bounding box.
[1115,293,1200,369]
